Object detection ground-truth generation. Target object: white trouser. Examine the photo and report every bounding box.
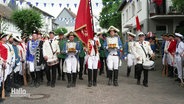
[88,56,99,70]
[107,55,119,70]
[65,55,77,73]
[14,62,21,73]
[127,53,136,67]
[162,53,172,66]
[28,61,35,72]
[175,56,184,79]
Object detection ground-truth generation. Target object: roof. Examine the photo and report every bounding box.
[56,7,76,19]
[0,4,13,19]
[118,0,127,11]
[32,6,54,17]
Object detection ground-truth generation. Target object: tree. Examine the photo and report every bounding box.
[0,17,9,32]
[54,27,68,35]
[175,21,184,36]
[172,0,184,13]
[11,9,43,35]
[99,0,121,30]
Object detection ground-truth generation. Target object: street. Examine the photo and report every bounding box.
[3,58,184,104]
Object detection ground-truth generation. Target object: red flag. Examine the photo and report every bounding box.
[136,16,141,32]
[75,0,94,46]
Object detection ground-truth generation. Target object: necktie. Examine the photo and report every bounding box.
[50,40,52,43]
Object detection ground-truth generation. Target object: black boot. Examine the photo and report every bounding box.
[108,70,113,85]
[113,70,119,86]
[14,72,21,88]
[88,69,92,87]
[35,71,40,87]
[127,67,131,77]
[67,73,72,88]
[40,70,44,82]
[134,66,137,79]
[93,69,98,86]
[72,73,77,87]
[30,72,36,87]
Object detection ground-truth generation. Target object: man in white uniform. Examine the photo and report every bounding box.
[132,32,154,87]
[43,31,60,87]
[124,32,137,77]
[87,34,101,87]
[175,33,184,83]
[63,32,79,88]
[104,26,123,86]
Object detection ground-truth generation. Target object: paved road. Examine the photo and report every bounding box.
[2,58,184,104]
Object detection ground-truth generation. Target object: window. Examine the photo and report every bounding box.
[129,6,131,18]
[137,0,142,12]
[156,25,167,38]
[126,9,128,22]
[132,2,135,16]
[122,13,125,24]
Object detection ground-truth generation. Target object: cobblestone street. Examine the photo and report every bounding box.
[3,58,184,104]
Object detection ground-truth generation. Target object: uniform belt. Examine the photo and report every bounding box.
[110,54,118,56]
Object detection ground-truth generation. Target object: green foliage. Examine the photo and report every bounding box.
[11,9,43,35]
[172,0,184,13]
[54,27,68,35]
[175,21,184,36]
[99,0,121,30]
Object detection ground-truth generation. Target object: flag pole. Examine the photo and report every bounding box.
[89,0,95,35]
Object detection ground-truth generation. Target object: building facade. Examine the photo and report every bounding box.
[54,8,76,31]
[118,0,184,40]
[0,0,53,36]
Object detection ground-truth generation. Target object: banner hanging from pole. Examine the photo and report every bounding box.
[75,0,94,46]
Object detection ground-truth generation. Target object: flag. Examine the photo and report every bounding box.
[136,16,141,32]
[75,0,94,46]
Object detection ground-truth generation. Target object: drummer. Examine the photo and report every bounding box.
[132,32,155,87]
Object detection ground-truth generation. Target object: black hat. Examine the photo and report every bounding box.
[66,31,76,38]
[32,30,38,34]
[169,33,175,37]
[0,32,7,39]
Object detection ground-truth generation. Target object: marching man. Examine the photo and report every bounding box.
[26,31,40,87]
[12,35,22,88]
[0,33,8,100]
[132,32,154,87]
[124,32,137,78]
[43,31,60,88]
[174,33,184,84]
[87,33,101,87]
[167,34,177,78]
[63,32,79,88]
[104,26,122,86]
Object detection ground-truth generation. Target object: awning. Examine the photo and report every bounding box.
[150,15,184,20]
[123,24,133,28]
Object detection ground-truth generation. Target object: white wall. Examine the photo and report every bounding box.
[121,0,148,33]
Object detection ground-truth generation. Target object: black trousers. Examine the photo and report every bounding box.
[136,64,148,85]
[46,64,57,84]
[79,57,84,78]
[99,57,105,74]
[58,58,65,78]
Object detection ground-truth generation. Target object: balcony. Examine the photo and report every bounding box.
[149,2,182,17]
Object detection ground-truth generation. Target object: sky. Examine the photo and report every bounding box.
[26,0,103,18]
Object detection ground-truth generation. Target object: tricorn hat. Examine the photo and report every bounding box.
[127,32,136,37]
[66,31,77,38]
[107,26,120,33]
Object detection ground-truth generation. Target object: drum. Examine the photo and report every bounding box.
[47,58,59,66]
[143,60,155,70]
